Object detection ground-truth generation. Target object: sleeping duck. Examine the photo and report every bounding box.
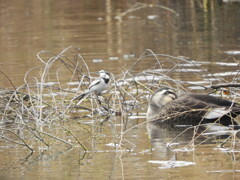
[147,87,240,130]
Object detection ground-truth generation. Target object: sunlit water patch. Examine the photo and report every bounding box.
[203,78,221,81]
[43,92,70,97]
[204,71,240,77]
[67,82,89,86]
[109,57,119,61]
[1,1,240,180]
[126,75,164,81]
[105,143,121,147]
[145,69,170,73]
[214,147,240,153]
[77,120,95,125]
[186,80,210,85]
[207,170,240,173]
[189,61,211,65]
[215,62,239,66]
[123,54,135,59]
[224,50,240,55]
[92,59,103,63]
[147,15,158,20]
[171,147,195,152]
[188,86,206,90]
[128,115,146,119]
[178,63,202,67]
[174,68,206,73]
[201,130,234,136]
[37,82,59,86]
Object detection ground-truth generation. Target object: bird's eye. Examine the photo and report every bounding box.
[165,91,176,98]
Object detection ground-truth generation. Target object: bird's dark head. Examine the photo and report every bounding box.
[150,88,177,107]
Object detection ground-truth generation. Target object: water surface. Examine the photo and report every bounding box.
[0,1,240,179]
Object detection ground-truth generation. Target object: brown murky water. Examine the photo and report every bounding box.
[1,0,240,179]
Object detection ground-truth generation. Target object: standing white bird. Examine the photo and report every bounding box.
[72,70,111,102]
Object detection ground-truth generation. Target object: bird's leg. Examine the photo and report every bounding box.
[95,94,109,113]
[94,94,102,105]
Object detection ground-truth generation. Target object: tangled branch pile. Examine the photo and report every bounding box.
[0,46,240,154]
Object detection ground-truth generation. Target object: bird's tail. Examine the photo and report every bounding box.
[72,93,86,101]
[71,89,93,104]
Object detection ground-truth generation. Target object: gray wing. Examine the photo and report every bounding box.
[88,79,101,90]
[152,94,235,126]
[152,94,240,126]
[72,79,101,101]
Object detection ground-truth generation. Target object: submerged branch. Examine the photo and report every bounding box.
[210,83,240,89]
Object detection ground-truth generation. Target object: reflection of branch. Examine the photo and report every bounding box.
[65,129,87,151]
[166,126,195,149]
[37,130,73,147]
[0,70,16,90]
[116,2,179,19]
[1,129,33,152]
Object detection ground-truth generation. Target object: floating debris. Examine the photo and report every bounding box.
[148,160,196,169]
